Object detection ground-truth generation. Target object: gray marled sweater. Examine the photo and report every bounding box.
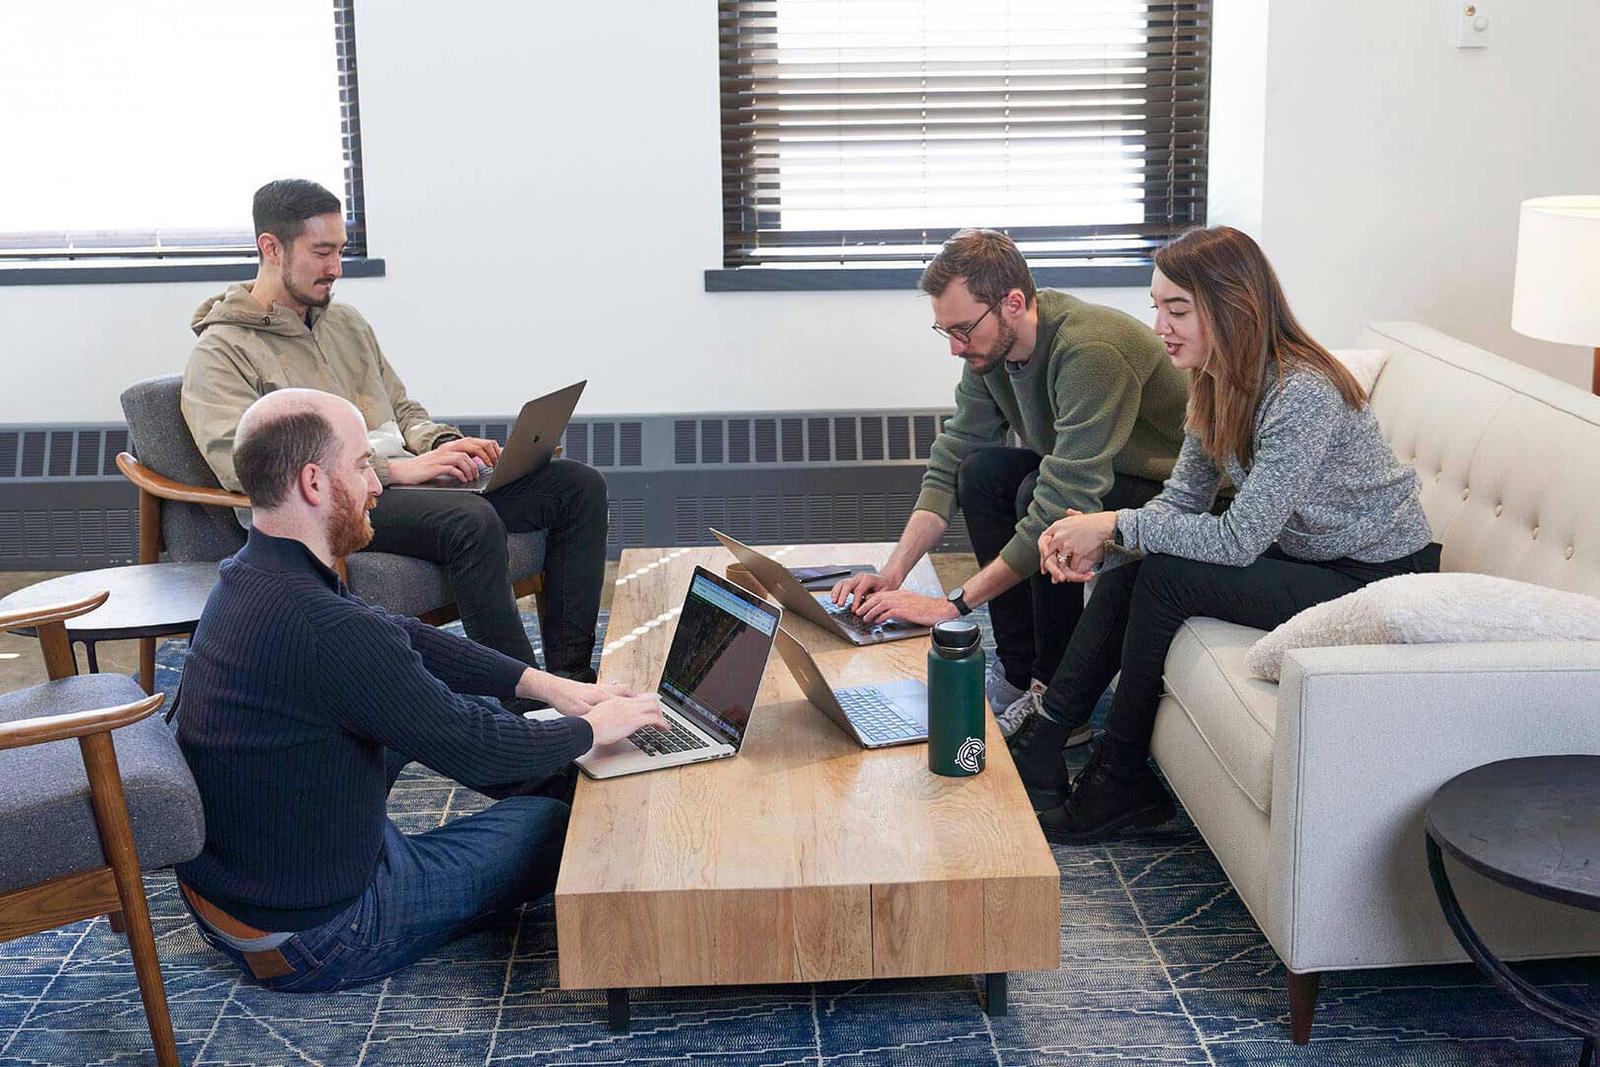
[1115,369,1431,566]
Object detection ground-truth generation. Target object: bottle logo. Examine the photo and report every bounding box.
[955,736,985,773]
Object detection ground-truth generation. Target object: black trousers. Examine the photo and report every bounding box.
[1042,542,1443,764]
[957,447,1164,689]
[366,458,609,679]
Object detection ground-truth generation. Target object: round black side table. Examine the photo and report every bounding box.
[0,562,217,689]
[1425,755,1600,1066]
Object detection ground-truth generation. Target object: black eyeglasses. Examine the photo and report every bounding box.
[931,302,998,345]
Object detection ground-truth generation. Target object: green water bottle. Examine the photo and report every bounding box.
[927,619,986,777]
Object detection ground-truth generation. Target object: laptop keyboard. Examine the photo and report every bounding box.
[628,712,713,757]
[835,686,924,743]
[819,597,911,634]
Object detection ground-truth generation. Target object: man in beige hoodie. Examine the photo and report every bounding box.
[183,179,607,690]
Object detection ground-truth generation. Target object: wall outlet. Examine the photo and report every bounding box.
[1454,1,1491,48]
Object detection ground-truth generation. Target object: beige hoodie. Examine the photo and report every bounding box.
[182,284,460,490]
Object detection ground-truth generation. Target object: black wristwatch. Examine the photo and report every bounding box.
[947,586,973,616]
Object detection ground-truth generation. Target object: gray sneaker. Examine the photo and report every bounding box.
[995,687,1043,737]
[985,662,1025,715]
[998,686,1094,746]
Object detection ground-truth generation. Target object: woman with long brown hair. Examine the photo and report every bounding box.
[1008,226,1439,843]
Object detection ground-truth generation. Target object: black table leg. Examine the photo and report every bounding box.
[606,988,630,1031]
[1427,835,1600,1058]
[982,972,1007,1016]
[83,640,99,674]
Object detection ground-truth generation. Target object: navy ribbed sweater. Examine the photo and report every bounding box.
[174,529,593,930]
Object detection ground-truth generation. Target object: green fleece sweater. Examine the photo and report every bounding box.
[914,290,1188,575]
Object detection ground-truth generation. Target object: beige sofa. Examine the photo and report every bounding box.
[1151,321,1600,1041]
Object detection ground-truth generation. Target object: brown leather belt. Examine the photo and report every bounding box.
[178,882,297,980]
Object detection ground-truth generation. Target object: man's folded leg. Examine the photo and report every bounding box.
[210,800,571,994]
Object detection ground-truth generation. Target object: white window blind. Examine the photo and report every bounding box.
[0,0,366,261]
[717,0,1211,276]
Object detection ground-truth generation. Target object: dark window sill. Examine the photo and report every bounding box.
[0,257,386,286]
[704,263,1152,292]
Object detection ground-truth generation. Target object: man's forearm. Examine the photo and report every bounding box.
[959,555,1027,608]
[884,510,949,584]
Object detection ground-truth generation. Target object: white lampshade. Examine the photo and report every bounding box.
[1511,195,1600,347]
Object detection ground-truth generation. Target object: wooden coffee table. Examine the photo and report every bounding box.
[555,543,1060,1029]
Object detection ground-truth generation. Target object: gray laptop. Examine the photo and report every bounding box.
[773,626,928,749]
[710,528,931,646]
[536,566,781,780]
[412,380,586,492]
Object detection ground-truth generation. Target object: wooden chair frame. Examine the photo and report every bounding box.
[115,452,546,692]
[0,592,179,1067]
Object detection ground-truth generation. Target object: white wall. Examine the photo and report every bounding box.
[1259,0,1600,387]
[0,0,1593,424]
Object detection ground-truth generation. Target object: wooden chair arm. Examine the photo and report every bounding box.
[116,452,250,509]
[0,591,110,634]
[0,692,165,752]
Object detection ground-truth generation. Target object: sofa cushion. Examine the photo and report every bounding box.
[0,673,205,892]
[1162,618,1279,816]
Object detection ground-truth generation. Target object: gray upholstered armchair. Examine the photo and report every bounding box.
[0,590,205,1067]
[116,375,548,689]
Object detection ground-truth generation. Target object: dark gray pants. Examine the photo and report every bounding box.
[367,458,608,679]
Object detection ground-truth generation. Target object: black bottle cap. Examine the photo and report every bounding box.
[931,618,981,655]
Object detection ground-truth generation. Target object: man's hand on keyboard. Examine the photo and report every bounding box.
[538,675,646,717]
[584,695,669,746]
[437,436,501,467]
[855,588,957,627]
[830,569,897,607]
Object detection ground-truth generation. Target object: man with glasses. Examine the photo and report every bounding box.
[183,179,608,700]
[831,229,1187,777]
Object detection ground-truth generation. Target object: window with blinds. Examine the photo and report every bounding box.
[715,0,1211,288]
[0,0,367,263]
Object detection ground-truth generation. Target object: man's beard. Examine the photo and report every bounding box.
[328,481,374,559]
[282,264,334,308]
[964,320,1018,376]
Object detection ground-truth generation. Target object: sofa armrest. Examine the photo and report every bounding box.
[1264,640,1600,971]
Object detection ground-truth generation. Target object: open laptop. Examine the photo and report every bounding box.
[710,528,931,646]
[551,566,781,779]
[412,380,586,492]
[773,626,928,749]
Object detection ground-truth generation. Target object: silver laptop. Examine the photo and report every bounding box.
[773,626,928,749]
[710,528,931,646]
[412,380,586,492]
[550,566,781,780]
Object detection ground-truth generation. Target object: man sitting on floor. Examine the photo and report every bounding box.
[174,387,664,993]
[183,178,608,689]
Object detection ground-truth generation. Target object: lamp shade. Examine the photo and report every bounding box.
[1511,195,1600,347]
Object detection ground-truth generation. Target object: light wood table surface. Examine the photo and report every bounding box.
[555,543,1060,1026]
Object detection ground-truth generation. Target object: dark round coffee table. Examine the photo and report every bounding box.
[1426,755,1600,1066]
[0,562,218,689]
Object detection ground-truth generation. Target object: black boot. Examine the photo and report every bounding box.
[1005,711,1074,805]
[1037,741,1175,845]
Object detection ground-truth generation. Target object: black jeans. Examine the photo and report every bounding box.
[367,458,608,678]
[1042,542,1443,765]
[957,447,1164,689]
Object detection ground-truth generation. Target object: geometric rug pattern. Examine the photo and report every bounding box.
[1,609,1594,1066]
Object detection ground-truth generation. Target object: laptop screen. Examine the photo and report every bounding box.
[658,568,780,748]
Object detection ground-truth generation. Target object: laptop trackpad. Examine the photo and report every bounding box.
[873,678,929,730]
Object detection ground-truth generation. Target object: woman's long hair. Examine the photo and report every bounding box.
[1154,226,1364,469]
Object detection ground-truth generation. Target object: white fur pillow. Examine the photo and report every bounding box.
[1328,348,1390,394]
[1247,572,1600,681]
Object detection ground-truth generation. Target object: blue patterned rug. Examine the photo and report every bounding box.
[2,608,1595,1066]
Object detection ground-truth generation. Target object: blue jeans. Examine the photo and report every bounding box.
[187,748,571,993]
